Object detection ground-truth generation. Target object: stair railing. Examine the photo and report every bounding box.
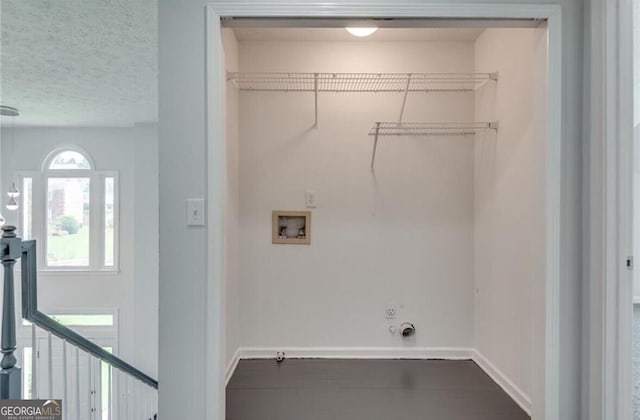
[1,225,158,419]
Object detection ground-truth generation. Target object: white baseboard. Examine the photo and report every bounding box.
[471,350,532,416]
[634,296,640,304]
[225,346,532,417]
[225,348,241,386]
[225,346,473,383]
[237,346,474,360]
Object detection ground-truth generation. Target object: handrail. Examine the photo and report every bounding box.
[19,239,158,389]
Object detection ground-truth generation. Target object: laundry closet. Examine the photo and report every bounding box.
[221,22,548,417]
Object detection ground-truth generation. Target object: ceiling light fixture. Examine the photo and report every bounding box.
[8,182,20,199]
[345,27,378,37]
[5,196,18,211]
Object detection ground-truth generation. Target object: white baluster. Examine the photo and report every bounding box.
[95,358,102,420]
[125,375,130,420]
[75,348,80,420]
[31,324,37,399]
[62,341,67,420]
[134,380,140,420]
[107,365,112,420]
[47,332,53,398]
[117,370,122,420]
[88,353,93,420]
[145,386,150,420]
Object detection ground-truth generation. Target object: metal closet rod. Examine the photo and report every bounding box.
[369,121,499,170]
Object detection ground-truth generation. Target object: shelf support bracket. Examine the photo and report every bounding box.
[398,73,412,122]
[371,122,381,171]
[313,73,319,127]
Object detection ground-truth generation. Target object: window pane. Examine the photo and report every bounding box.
[24,314,114,327]
[48,151,91,170]
[105,177,115,267]
[49,314,114,326]
[47,177,90,266]
[22,177,32,239]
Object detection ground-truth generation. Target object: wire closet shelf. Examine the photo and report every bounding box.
[369,121,499,136]
[227,72,498,92]
[368,121,498,170]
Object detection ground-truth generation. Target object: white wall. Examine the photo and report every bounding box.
[0,124,159,376]
[159,3,208,417]
[133,123,160,376]
[473,28,547,401]
[236,40,475,350]
[159,2,584,420]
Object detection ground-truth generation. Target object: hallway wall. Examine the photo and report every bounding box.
[0,124,159,376]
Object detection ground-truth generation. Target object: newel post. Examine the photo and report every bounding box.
[0,225,22,399]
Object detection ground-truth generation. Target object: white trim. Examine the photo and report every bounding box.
[633,297,640,305]
[224,347,474,387]
[545,10,562,420]
[615,0,634,418]
[205,7,227,420]
[206,4,563,420]
[208,2,559,18]
[589,0,635,418]
[225,349,241,386]
[472,350,532,416]
[236,346,474,361]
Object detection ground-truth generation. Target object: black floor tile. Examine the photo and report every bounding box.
[226,359,530,420]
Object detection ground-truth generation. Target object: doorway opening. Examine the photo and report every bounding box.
[206,7,561,420]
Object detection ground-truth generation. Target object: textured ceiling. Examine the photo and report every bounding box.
[0,4,480,128]
[0,0,157,127]
[233,28,485,42]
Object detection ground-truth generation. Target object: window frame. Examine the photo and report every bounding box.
[17,147,120,273]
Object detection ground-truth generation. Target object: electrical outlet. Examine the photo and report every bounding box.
[385,304,397,319]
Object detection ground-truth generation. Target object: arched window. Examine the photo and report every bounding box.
[47,150,93,170]
[20,146,118,271]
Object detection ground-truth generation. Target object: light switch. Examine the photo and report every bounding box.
[305,190,318,208]
[186,198,205,226]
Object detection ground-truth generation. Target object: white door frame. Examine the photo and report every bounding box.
[205,3,562,420]
[589,0,634,419]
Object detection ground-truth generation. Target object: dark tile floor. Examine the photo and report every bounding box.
[226,359,530,420]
